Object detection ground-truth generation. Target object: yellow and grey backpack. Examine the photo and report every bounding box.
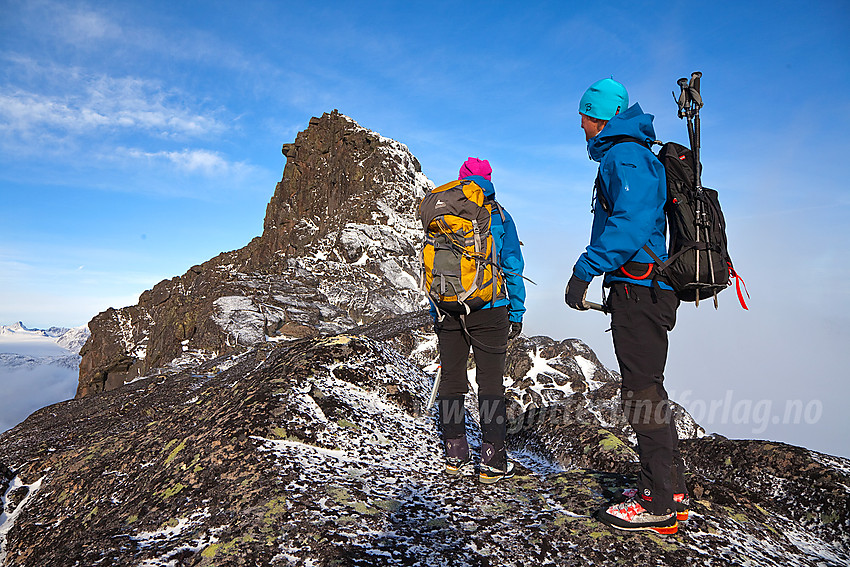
[419,179,505,315]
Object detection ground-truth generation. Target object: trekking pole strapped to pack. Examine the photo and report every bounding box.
[677,72,714,306]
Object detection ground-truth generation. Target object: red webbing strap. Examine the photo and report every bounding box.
[729,263,749,310]
[620,263,654,280]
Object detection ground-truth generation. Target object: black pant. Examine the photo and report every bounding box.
[435,306,509,398]
[436,307,510,460]
[607,282,686,514]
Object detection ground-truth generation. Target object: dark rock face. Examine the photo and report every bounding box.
[3,113,846,566]
[77,111,431,398]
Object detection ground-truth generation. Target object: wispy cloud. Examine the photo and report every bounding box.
[16,1,125,45]
[10,1,275,88]
[120,147,254,178]
[0,70,225,142]
[0,63,225,150]
[0,53,256,195]
[60,5,123,43]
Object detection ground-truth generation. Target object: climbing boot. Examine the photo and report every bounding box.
[597,496,678,534]
[622,488,689,521]
[444,437,471,476]
[478,442,515,485]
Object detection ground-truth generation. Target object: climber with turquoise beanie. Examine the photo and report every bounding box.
[565,77,689,535]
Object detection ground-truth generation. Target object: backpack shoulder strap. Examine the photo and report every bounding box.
[486,198,506,223]
[610,135,656,150]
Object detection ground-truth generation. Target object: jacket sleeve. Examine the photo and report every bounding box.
[573,147,665,282]
[498,209,527,323]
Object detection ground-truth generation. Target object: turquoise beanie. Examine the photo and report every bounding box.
[579,78,629,120]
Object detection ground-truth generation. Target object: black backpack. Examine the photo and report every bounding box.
[596,74,748,308]
[644,73,747,308]
[640,141,746,307]
[597,137,744,308]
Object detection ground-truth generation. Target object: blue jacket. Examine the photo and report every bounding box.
[573,103,672,290]
[429,175,527,323]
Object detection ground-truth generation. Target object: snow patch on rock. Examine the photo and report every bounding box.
[212,296,268,347]
[0,476,43,564]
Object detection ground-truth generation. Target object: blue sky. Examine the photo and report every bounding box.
[1,1,849,457]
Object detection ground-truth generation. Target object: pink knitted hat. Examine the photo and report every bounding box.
[458,157,492,181]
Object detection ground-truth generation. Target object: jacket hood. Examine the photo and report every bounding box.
[463,175,496,199]
[587,103,656,162]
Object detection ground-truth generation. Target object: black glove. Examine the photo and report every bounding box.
[565,274,591,311]
[508,321,522,340]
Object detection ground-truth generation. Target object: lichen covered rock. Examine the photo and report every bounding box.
[2,322,848,566]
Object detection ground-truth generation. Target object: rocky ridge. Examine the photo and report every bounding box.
[1,326,847,566]
[0,113,847,566]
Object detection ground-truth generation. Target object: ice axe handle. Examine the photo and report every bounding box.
[426,366,441,416]
[583,300,607,313]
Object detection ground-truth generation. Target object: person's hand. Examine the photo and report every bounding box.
[508,321,522,340]
[565,275,591,311]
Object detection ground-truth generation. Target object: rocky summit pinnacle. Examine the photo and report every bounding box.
[77,110,433,398]
[0,113,847,566]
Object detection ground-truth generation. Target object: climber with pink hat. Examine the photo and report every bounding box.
[431,156,526,485]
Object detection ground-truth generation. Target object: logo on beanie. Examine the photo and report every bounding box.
[584,103,592,113]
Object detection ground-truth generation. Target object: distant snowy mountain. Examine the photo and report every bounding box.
[0,322,89,432]
[0,322,89,356]
[54,325,90,353]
